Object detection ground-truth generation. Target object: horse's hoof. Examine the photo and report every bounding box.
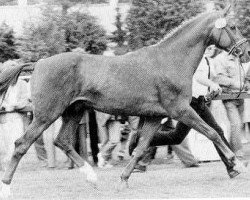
[228,169,240,179]
[79,162,98,186]
[233,159,248,173]
[0,182,11,199]
[116,180,129,192]
[86,171,98,184]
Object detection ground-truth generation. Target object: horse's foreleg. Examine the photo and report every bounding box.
[54,115,97,185]
[0,118,52,198]
[120,117,162,187]
[195,102,241,178]
[175,105,247,174]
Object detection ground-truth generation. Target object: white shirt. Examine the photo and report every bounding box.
[192,56,216,98]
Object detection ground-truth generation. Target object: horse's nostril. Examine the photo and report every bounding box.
[248,50,250,56]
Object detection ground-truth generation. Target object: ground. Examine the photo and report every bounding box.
[1,144,250,199]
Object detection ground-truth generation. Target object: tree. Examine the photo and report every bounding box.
[0,0,17,6]
[18,5,107,62]
[126,0,204,50]
[64,11,107,54]
[235,0,250,39]
[18,7,66,62]
[111,7,127,47]
[0,22,19,63]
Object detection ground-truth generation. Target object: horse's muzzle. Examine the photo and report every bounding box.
[239,48,250,63]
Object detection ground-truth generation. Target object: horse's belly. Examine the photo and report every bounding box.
[93,98,167,116]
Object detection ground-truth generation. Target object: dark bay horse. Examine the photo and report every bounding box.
[1,6,250,196]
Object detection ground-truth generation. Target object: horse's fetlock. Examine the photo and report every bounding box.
[13,139,28,157]
[210,133,221,143]
[13,147,27,159]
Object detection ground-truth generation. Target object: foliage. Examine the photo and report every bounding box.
[110,7,127,47]
[126,0,204,50]
[64,11,107,54]
[0,0,17,6]
[18,6,107,62]
[235,0,250,39]
[0,22,19,63]
[18,7,66,62]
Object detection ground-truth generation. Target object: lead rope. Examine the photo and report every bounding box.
[236,57,245,98]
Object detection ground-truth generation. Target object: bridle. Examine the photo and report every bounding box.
[213,20,249,98]
[216,25,248,57]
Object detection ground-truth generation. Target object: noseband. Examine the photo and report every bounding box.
[214,23,249,97]
[216,26,248,57]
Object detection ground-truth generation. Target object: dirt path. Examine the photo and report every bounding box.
[2,159,250,200]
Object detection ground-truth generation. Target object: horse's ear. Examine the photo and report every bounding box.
[222,5,231,16]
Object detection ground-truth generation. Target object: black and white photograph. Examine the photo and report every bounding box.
[0,0,250,199]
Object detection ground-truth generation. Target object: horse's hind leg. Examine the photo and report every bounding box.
[120,117,162,187]
[0,117,54,198]
[174,104,247,174]
[54,109,97,184]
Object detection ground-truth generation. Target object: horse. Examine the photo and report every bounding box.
[1,5,250,197]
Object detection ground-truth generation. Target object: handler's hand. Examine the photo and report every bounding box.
[209,82,222,95]
[244,81,250,92]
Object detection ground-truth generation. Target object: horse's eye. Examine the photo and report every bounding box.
[230,26,236,30]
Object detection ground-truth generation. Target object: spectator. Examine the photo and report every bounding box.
[0,61,32,167]
[96,112,123,168]
[117,116,140,160]
[117,116,130,160]
[243,62,250,143]
[213,51,250,159]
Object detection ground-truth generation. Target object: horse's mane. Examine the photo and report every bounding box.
[154,11,219,46]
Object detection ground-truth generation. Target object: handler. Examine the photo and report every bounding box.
[129,46,243,178]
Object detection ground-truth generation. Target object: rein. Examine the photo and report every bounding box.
[236,56,246,98]
[222,28,248,98]
[211,23,249,99]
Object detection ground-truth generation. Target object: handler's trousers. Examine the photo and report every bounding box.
[130,96,235,171]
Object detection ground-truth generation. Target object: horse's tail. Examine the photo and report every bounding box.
[0,62,34,96]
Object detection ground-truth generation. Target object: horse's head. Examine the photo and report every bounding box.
[209,5,250,63]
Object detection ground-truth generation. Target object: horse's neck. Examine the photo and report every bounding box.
[157,13,217,75]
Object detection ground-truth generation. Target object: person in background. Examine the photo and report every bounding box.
[96,112,124,168]
[117,116,140,161]
[242,62,250,143]
[0,61,34,168]
[213,50,250,159]
[117,115,130,160]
